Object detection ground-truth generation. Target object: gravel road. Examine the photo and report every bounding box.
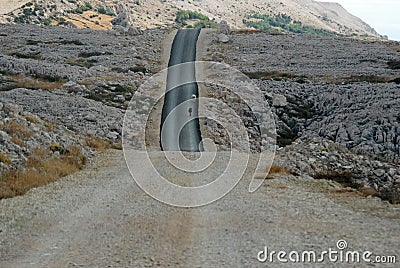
[1,150,399,267]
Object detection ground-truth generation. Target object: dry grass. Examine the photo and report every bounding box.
[0,119,34,141]
[244,70,306,81]
[234,29,264,35]
[0,145,86,199]
[267,165,288,179]
[0,152,12,165]
[41,119,55,132]
[385,44,400,52]
[64,11,114,30]
[84,136,111,152]
[111,140,123,150]
[11,75,64,90]
[322,75,393,84]
[11,136,25,147]
[24,115,38,124]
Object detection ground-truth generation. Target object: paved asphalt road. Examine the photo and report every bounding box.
[160,29,203,152]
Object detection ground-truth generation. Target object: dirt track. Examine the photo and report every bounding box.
[0,150,399,267]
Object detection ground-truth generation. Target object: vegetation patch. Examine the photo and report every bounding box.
[277,129,297,147]
[10,52,42,60]
[68,2,93,14]
[327,75,393,84]
[97,6,116,16]
[85,83,132,109]
[175,10,218,29]
[0,145,85,199]
[266,165,288,179]
[390,78,400,84]
[387,60,400,70]
[243,13,335,36]
[24,115,38,124]
[129,66,148,73]
[8,74,65,90]
[105,84,131,92]
[60,39,85,46]
[78,51,113,58]
[1,119,34,146]
[314,171,360,189]
[244,70,307,81]
[84,136,111,152]
[65,58,97,68]
[0,152,12,166]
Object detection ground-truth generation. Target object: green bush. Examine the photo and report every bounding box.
[97,6,115,16]
[243,13,334,36]
[175,10,209,24]
[175,10,216,28]
[97,6,107,14]
[84,2,92,9]
[69,2,93,14]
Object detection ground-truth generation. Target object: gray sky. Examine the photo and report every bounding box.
[318,0,400,40]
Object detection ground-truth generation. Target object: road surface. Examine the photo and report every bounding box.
[160,29,203,152]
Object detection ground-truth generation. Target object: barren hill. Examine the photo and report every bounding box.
[0,0,380,37]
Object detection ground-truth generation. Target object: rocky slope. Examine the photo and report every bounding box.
[200,30,400,202]
[0,0,380,37]
[0,21,399,200]
[0,24,166,196]
[204,31,400,163]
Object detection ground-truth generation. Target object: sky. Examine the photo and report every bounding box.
[318,0,400,40]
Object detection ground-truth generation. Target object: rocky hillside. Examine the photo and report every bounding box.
[202,29,400,202]
[0,23,166,198]
[0,0,380,37]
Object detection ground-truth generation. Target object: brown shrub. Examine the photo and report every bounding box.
[84,136,110,152]
[24,115,38,124]
[11,75,64,90]
[0,152,12,165]
[267,165,288,179]
[11,136,25,147]
[111,140,123,150]
[0,145,86,199]
[1,119,34,141]
[42,119,55,132]
[322,75,393,84]
[244,71,306,81]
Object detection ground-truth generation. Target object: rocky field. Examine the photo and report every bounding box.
[0,23,399,267]
[0,24,400,203]
[201,30,400,202]
[0,24,167,197]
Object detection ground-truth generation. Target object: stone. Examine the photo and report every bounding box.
[107,131,119,140]
[217,34,230,43]
[373,169,385,177]
[388,168,397,177]
[272,94,288,107]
